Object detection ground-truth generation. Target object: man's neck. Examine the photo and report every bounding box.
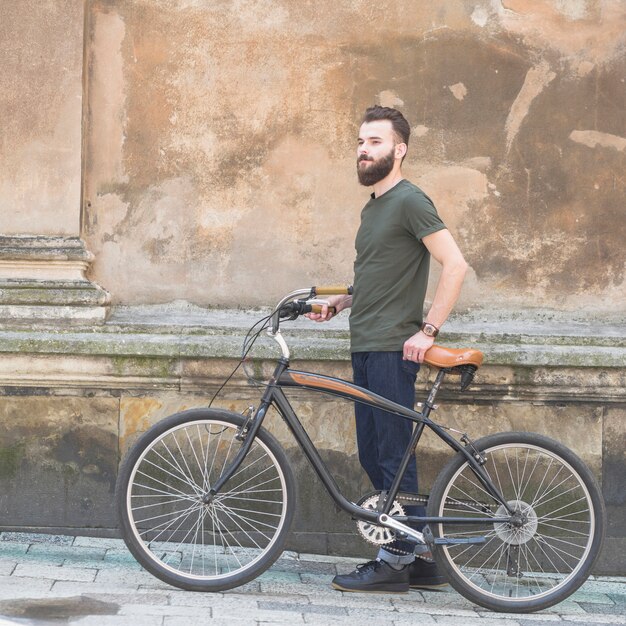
[372,170,404,198]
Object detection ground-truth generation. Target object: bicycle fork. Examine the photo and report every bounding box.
[208,399,272,496]
[208,357,289,497]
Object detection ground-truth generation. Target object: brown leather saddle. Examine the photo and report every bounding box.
[424,345,484,369]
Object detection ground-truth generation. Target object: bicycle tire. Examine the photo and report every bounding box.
[426,431,605,613]
[116,408,296,591]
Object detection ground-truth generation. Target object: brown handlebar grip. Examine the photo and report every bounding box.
[310,304,337,315]
[313,285,353,296]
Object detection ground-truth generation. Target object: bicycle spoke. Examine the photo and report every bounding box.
[141,456,202,492]
[143,500,203,545]
[533,483,585,511]
[159,437,204,497]
[530,463,564,509]
[208,506,248,568]
[537,511,591,523]
[218,503,282,518]
[134,472,195,501]
[538,521,590,537]
[214,503,280,536]
[131,481,196,501]
[185,426,206,488]
[132,496,193,511]
[219,464,279,495]
[212,503,268,549]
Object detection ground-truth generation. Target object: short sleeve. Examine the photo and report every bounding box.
[403,190,446,240]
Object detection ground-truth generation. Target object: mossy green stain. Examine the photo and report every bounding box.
[109,356,176,378]
[0,443,25,478]
[61,462,80,483]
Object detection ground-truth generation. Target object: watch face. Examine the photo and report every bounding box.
[422,323,437,337]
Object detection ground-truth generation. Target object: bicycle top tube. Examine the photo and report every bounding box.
[277,368,423,423]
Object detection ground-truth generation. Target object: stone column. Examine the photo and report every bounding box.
[0,0,109,323]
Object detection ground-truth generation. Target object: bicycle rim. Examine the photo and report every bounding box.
[124,418,290,582]
[434,442,597,604]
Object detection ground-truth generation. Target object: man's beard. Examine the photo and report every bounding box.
[357,148,395,186]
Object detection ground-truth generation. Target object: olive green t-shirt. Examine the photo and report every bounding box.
[349,180,446,352]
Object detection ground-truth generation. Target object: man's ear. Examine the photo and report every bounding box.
[395,143,407,160]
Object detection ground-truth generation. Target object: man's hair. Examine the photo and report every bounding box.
[362,105,410,147]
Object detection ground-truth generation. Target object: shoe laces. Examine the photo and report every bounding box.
[355,559,381,574]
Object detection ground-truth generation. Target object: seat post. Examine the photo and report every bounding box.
[422,369,446,417]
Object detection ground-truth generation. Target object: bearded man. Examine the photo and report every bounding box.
[310,106,468,593]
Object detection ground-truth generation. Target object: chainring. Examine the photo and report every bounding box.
[356,493,406,545]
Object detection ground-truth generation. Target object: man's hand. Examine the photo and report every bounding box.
[403,331,435,363]
[306,294,352,322]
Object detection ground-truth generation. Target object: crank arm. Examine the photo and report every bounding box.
[378,513,426,545]
[380,516,487,548]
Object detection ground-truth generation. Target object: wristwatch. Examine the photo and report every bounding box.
[420,322,439,338]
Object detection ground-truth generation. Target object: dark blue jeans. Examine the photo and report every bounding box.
[352,351,426,562]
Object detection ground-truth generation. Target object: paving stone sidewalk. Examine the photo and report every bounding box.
[0,533,622,626]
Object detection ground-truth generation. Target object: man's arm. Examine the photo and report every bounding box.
[403,229,468,363]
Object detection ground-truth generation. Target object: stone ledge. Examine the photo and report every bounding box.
[0,236,93,262]
[0,236,110,322]
[0,329,625,366]
[0,304,623,364]
[0,279,108,304]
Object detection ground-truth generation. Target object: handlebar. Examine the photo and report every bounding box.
[279,301,337,319]
[310,303,337,315]
[313,285,353,296]
[270,285,352,334]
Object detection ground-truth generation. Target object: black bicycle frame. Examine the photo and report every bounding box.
[210,356,513,528]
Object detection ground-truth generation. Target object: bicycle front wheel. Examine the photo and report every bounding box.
[116,408,296,591]
[427,431,605,613]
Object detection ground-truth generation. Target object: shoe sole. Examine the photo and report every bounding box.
[409,582,449,590]
[332,582,410,594]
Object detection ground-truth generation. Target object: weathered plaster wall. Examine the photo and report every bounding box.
[0,0,624,575]
[82,0,625,311]
[0,0,84,235]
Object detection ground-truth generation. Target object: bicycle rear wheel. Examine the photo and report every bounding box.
[116,408,296,591]
[427,431,605,613]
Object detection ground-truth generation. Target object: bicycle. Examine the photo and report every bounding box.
[115,286,606,613]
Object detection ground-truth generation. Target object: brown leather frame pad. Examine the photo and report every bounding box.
[286,371,372,401]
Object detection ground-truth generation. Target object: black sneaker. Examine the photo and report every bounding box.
[332,559,410,593]
[409,555,448,589]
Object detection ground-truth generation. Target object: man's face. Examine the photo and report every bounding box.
[356,120,401,186]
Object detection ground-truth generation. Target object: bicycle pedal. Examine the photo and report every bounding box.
[434,536,486,545]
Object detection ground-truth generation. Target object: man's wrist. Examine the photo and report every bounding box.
[337,295,352,312]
